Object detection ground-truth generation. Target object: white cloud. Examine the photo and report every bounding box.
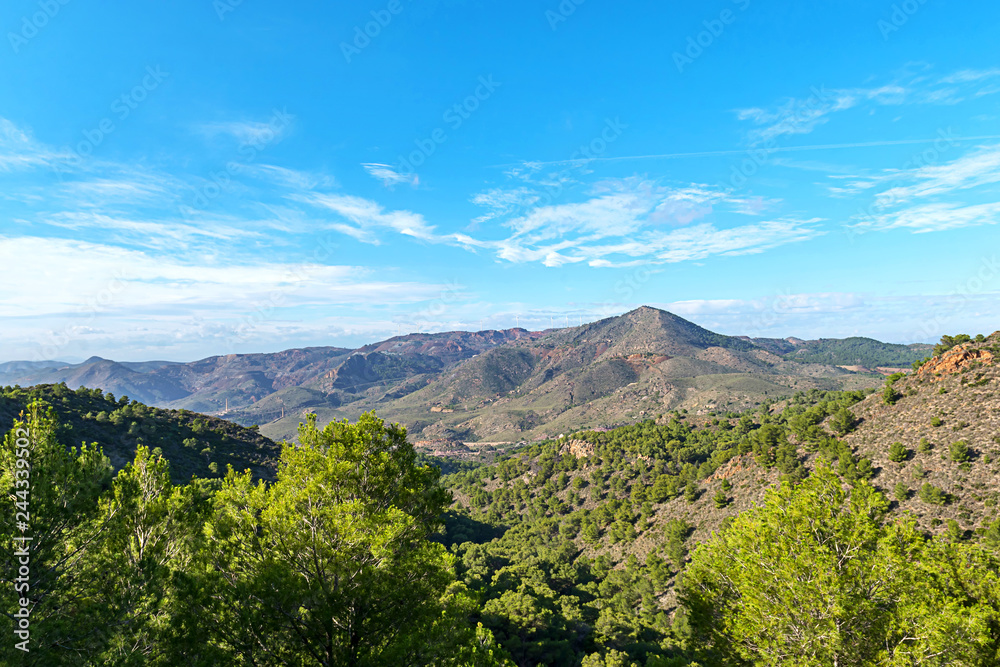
[362,163,418,188]
[294,192,439,242]
[845,143,1000,233]
[0,118,67,172]
[243,164,338,191]
[459,179,810,267]
[196,111,294,148]
[735,69,1000,146]
[469,187,540,225]
[855,201,1000,234]
[0,236,444,319]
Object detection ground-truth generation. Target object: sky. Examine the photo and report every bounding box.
[1,0,1000,362]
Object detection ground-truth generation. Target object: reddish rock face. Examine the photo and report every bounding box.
[917,343,995,379]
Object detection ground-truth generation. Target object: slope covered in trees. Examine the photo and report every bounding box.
[0,383,278,482]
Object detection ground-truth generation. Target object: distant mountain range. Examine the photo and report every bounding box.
[1,307,932,443]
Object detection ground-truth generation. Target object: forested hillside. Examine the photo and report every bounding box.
[0,383,278,482]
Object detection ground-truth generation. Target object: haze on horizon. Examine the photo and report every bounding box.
[2,0,1000,363]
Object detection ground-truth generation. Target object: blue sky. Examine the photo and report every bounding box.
[2,0,1000,362]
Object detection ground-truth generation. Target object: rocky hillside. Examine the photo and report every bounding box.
[263,307,880,444]
[841,332,1000,537]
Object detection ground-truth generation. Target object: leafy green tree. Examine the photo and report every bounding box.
[918,482,948,506]
[188,412,483,666]
[828,407,856,436]
[681,467,921,666]
[950,440,972,463]
[893,482,910,502]
[888,441,909,463]
[0,402,115,665]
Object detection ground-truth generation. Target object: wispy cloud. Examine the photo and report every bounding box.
[243,164,338,191]
[735,68,1000,147]
[294,192,439,242]
[845,142,1000,233]
[362,162,419,188]
[197,116,294,147]
[469,187,540,226]
[0,118,67,172]
[0,236,444,319]
[459,179,818,267]
[854,201,1000,234]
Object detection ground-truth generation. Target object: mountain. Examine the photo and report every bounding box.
[3,308,922,444]
[257,306,884,443]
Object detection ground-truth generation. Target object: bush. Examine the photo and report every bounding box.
[828,407,857,435]
[882,385,901,405]
[930,417,943,428]
[713,490,730,509]
[950,440,972,463]
[917,438,932,454]
[918,483,948,505]
[893,482,910,502]
[684,482,700,503]
[888,442,909,463]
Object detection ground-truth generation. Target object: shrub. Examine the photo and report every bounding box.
[930,417,943,428]
[917,438,932,454]
[918,483,948,505]
[950,440,972,464]
[888,442,909,463]
[893,482,910,502]
[713,490,730,509]
[882,385,901,405]
[684,482,700,503]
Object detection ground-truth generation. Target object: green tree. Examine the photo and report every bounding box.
[828,407,856,436]
[189,412,483,666]
[950,440,972,463]
[918,482,948,506]
[681,467,921,666]
[888,441,909,463]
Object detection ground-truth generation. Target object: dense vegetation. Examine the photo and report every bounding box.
[0,384,278,482]
[776,337,929,368]
[3,380,1000,665]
